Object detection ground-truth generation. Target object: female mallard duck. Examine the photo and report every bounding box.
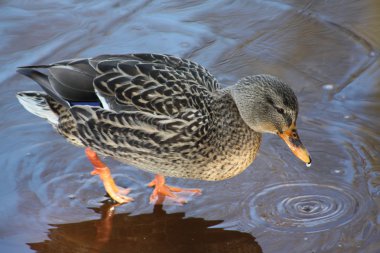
[17,54,311,204]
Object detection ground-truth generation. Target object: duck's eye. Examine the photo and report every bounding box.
[276,108,285,114]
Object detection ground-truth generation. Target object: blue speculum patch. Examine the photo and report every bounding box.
[69,101,101,107]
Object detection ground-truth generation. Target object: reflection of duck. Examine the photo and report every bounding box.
[28,202,263,253]
[17,54,311,204]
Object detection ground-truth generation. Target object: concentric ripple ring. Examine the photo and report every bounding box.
[245,182,366,233]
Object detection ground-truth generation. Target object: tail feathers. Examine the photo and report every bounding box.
[18,65,51,69]
[17,67,70,107]
[16,91,59,125]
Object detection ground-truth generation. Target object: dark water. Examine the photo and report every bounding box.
[1,1,380,252]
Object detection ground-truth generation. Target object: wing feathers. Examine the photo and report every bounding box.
[19,54,218,158]
[70,105,208,155]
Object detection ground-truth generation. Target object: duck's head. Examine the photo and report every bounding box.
[231,74,311,166]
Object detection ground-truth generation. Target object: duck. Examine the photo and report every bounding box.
[16,53,311,204]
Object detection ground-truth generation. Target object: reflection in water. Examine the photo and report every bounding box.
[28,202,262,253]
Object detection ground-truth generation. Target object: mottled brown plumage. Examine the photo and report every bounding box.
[17,54,310,185]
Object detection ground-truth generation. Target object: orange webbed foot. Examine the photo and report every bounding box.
[86,148,133,204]
[148,174,202,205]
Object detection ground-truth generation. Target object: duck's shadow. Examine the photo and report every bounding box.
[28,202,262,253]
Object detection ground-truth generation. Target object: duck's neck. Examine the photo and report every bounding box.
[210,87,249,130]
[197,87,261,180]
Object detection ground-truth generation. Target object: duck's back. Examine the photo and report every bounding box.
[18,54,218,105]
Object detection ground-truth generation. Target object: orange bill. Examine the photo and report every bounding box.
[278,125,311,166]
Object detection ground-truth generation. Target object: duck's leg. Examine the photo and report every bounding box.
[148,174,202,204]
[85,148,133,204]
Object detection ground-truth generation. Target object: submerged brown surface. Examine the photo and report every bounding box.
[1,1,380,253]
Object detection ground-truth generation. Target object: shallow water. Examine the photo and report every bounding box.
[1,1,380,252]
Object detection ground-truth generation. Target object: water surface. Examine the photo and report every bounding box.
[1,1,380,252]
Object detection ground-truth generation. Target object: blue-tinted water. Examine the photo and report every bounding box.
[1,1,380,252]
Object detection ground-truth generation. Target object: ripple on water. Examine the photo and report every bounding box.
[245,182,366,233]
